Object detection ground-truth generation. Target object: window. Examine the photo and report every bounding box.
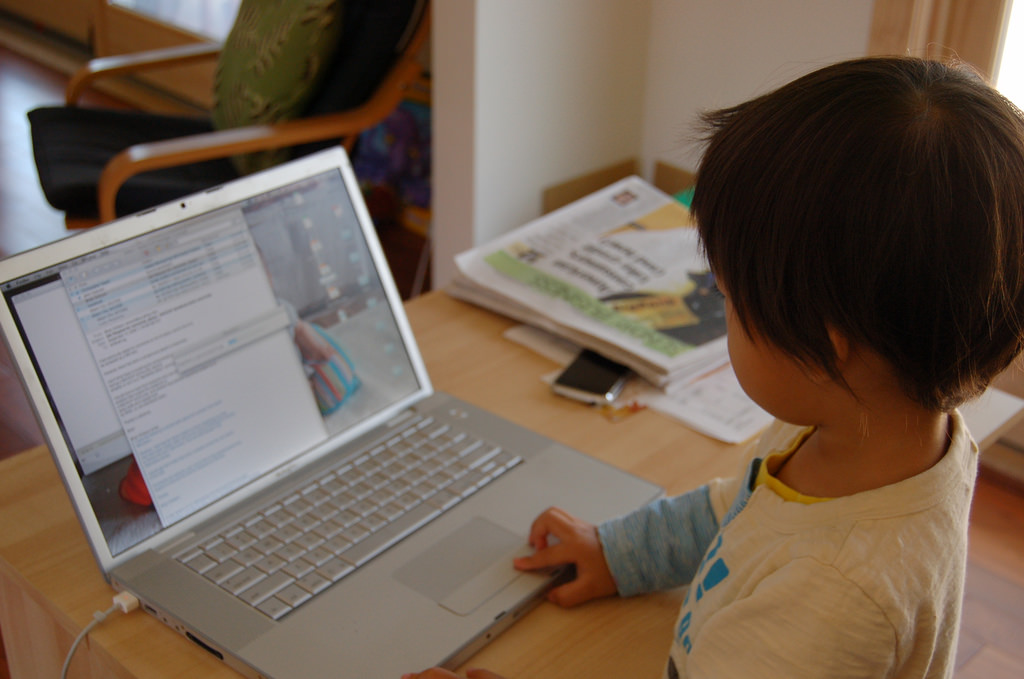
[108,0,240,41]
[996,0,1024,106]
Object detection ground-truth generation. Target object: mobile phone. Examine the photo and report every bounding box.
[551,349,631,405]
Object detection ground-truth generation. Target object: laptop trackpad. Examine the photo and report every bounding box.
[394,516,529,616]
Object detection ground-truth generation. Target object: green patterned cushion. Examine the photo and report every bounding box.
[211,0,345,175]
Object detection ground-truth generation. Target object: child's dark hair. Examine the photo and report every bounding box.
[691,56,1024,412]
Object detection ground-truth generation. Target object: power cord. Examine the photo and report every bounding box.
[60,591,139,679]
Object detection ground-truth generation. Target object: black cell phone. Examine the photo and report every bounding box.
[551,349,631,405]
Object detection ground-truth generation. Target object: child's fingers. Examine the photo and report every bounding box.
[519,507,605,572]
[525,506,568,547]
[525,505,586,549]
[513,542,570,571]
[547,555,618,607]
[546,577,598,608]
[516,508,618,608]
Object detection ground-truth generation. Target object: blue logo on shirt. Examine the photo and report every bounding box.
[677,533,731,653]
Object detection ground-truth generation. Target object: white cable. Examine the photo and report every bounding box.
[60,592,139,679]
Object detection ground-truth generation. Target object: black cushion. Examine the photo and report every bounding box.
[28,107,239,218]
[296,0,421,158]
[306,0,419,115]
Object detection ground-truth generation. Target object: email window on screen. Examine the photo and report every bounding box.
[61,211,326,526]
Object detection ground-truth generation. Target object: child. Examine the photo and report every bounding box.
[404,56,1024,678]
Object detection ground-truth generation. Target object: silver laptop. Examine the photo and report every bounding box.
[0,147,660,678]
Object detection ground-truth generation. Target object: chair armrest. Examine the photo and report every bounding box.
[97,53,425,222]
[66,42,221,105]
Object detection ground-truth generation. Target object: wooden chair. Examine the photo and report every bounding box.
[28,0,431,228]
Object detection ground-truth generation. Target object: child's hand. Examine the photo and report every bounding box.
[513,506,618,607]
[402,669,506,679]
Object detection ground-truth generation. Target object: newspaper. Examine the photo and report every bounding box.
[448,176,728,389]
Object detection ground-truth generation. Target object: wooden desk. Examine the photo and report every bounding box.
[0,292,739,678]
[3,291,1010,678]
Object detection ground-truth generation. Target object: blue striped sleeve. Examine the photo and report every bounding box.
[598,484,721,597]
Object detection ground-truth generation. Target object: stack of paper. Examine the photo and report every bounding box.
[448,176,730,391]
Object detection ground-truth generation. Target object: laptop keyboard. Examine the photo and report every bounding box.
[174,414,522,620]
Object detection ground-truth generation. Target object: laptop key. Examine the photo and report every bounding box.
[284,496,314,517]
[252,535,285,556]
[223,567,266,595]
[436,449,461,467]
[204,541,238,563]
[296,571,331,595]
[235,547,264,567]
[240,571,293,606]
[312,501,341,521]
[277,542,307,562]
[334,508,361,527]
[275,584,312,608]
[351,499,378,517]
[293,512,321,532]
[313,518,345,540]
[282,559,314,580]
[185,553,217,574]
[293,532,324,551]
[224,530,257,551]
[349,482,374,500]
[257,596,292,621]
[463,445,502,470]
[451,437,483,458]
[303,487,331,506]
[446,471,486,498]
[206,559,244,584]
[377,502,405,521]
[200,536,225,551]
[318,556,354,582]
[264,507,294,528]
[495,451,524,470]
[394,491,421,510]
[375,448,399,466]
[332,490,358,510]
[427,423,451,439]
[324,534,353,554]
[341,524,371,544]
[321,477,347,495]
[305,545,336,567]
[425,489,460,511]
[246,518,276,538]
[367,488,396,507]
[361,513,387,533]
[339,502,440,566]
[275,523,303,544]
[254,553,288,574]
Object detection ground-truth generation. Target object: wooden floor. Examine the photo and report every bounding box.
[0,41,1022,679]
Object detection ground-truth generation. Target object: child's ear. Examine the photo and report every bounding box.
[827,326,850,364]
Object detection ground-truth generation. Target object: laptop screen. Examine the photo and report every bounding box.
[1,165,424,558]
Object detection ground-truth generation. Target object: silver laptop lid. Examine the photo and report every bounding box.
[0,147,432,574]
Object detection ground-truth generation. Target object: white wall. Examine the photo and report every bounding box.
[641,0,874,173]
[432,1,478,290]
[432,0,651,287]
[432,0,875,289]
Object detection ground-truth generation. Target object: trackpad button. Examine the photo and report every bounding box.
[394,517,528,616]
